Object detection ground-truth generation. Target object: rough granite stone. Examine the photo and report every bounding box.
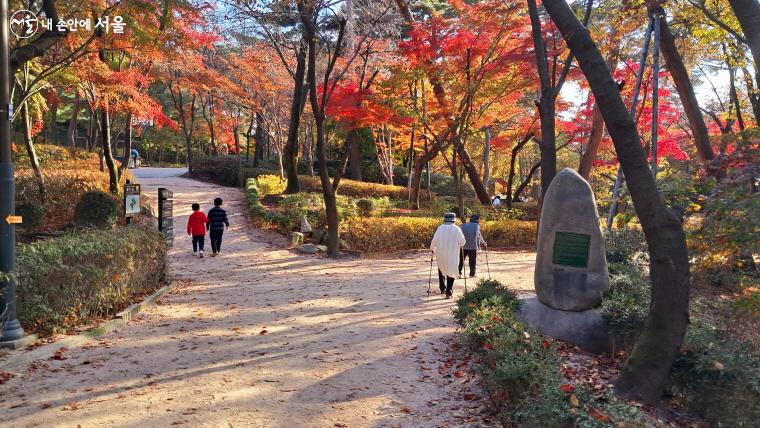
[518,297,611,354]
[297,243,320,254]
[534,168,609,311]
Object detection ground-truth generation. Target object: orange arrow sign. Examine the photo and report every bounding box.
[5,215,22,224]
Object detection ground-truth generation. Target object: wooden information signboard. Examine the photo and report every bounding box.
[552,231,591,268]
[124,184,141,216]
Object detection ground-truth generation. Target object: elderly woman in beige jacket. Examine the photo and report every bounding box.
[431,213,466,299]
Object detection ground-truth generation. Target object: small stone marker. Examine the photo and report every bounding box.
[300,215,312,233]
[534,168,609,311]
[290,231,304,247]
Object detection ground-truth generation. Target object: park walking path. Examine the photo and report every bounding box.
[1,168,536,427]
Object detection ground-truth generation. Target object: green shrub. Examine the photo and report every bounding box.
[604,227,647,264]
[733,292,760,318]
[457,279,648,427]
[189,155,243,187]
[470,205,526,221]
[15,202,44,233]
[454,279,520,325]
[671,315,760,426]
[16,226,167,335]
[600,262,650,349]
[297,175,411,200]
[355,198,374,217]
[256,174,286,196]
[74,190,120,228]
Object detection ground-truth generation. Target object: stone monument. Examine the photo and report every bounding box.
[520,168,611,353]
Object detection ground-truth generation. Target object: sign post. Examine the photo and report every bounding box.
[0,0,26,344]
[158,188,174,246]
[124,182,141,223]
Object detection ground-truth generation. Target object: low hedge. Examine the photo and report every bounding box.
[189,155,243,187]
[341,217,536,253]
[297,175,411,200]
[16,226,167,335]
[247,178,536,253]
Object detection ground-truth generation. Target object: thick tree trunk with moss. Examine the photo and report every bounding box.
[543,0,691,404]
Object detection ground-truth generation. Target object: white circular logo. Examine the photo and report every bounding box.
[10,10,39,39]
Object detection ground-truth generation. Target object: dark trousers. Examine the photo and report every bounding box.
[438,270,455,293]
[459,249,477,276]
[192,235,205,252]
[210,229,224,253]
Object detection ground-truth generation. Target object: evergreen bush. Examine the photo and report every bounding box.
[74,190,120,228]
[16,226,167,335]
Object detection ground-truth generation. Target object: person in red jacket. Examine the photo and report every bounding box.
[187,203,208,258]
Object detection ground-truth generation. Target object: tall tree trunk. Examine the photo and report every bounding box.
[120,113,133,174]
[544,0,690,404]
[245,115,254,160]
[349,129,362,180]
[527,0,561,198]
[728,63,745,131]
[46,102,57,144]
[536,102,557,198]
[22,102,45,202]
[253,111,265,167]
[302,12,340,257]
[344,129,360,181]
[579,24,621,179]
[284,45,308,194]
[67,94,81,147]
[483,127,491,192]
[100,105,119,194]
[455,143,490,204]
[513,160,541,202]
[741,66,760,124]
[579,104,604,179]
[656,8,715,163]
[506,132,533,207]
[88,109,98,152]
[729,0,760,124]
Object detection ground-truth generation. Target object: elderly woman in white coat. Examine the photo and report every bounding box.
[431,213,467,299]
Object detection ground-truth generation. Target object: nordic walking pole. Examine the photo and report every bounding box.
[485,245,491,280]
[462,247,468,293]
[427,252,434,295]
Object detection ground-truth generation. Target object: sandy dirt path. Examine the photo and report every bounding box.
[1,169,536,427]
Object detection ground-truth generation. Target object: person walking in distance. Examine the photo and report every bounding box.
[207,197,229,257]
[187,203,208,258]
[459,214,487,278]
[430,213,466,299]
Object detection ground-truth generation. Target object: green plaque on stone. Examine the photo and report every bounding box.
[552,231,590,267]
